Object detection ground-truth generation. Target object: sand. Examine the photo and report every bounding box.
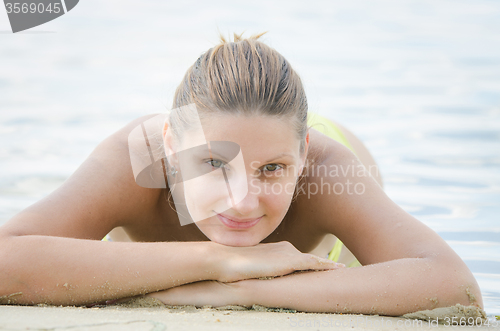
[0,298,495,330]
[0,305,496,331]
[402,304,487,325]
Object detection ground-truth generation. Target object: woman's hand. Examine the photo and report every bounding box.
[218,241,344,283]
[145,280,249,308]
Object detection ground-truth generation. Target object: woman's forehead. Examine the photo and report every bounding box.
[200,113,294,137]
[181,113,301,159]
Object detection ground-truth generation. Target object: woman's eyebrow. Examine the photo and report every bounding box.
[200,150,295,163]
[206,149,232,160]
[265,153,295,163]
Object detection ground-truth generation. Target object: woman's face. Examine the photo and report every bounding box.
[170,113,308,246]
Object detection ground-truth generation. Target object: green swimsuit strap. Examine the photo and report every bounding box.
[307,112,361,268]
[306,112,357,157]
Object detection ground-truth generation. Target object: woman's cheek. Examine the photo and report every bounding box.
[184,178,220,222]
[184,174,243,221]
[277,178,298,214]
[263,179,293,210]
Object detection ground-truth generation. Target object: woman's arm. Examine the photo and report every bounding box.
[147,251,479,315]
[0,236,223,305]
[236,253,480,315]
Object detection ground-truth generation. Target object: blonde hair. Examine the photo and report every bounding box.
[171,32,309,154]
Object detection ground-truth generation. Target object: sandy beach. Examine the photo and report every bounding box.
[0,300,495,331]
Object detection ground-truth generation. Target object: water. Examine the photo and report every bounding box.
[1,0,499,316]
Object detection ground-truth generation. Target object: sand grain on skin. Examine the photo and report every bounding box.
[0,292,23,304]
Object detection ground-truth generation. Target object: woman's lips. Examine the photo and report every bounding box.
[216,213,262,229]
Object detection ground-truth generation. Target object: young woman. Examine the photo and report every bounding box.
[0,32,483,315]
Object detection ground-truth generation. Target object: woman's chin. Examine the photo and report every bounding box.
[210,233,262,247]
[194,220,268,247]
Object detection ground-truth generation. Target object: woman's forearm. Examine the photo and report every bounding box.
[239,255,483,316]
[0,235,223,305]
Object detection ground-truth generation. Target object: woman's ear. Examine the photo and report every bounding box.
[162,119,177,163]
[299,130,310,176]
[305,130,310,152]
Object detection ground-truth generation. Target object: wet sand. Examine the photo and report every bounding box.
[0,300,493,331]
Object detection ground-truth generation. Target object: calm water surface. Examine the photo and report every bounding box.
[0,0,499,316]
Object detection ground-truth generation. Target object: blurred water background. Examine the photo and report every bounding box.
[0,0,499,316]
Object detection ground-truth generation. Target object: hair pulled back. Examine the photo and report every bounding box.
[171,32,309,153]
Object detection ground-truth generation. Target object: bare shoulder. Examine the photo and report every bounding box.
[0,114,164,240]
[328,120,384,189]
[296,137,450,266]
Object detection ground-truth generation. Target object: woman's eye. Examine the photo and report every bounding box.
[207,159,226,169]
[263,164,282,172]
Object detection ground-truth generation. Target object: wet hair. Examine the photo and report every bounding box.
[170,31,309,154]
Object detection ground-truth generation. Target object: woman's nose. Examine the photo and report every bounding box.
[232,190,259,215]
[229,176,260,215]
